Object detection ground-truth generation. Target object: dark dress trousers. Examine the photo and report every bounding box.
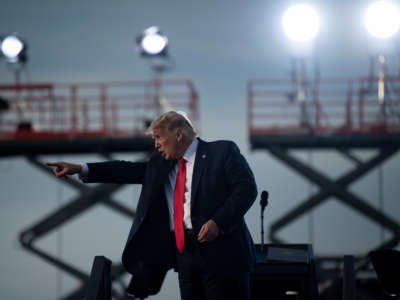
[84,138,258,297]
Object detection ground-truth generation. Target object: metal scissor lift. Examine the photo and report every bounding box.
[248,76,400,298]
[0,80,199,300]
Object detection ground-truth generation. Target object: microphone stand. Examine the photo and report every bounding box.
[260,191,268,253]
[261,206,265,252]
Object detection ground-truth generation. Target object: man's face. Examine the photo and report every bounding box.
[153,127,180,160]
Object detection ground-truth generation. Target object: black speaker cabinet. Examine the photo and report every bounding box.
[251,244,318,300]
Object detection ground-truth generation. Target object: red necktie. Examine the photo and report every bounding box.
[174,158,186,253]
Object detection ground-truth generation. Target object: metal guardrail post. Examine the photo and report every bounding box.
[343,255,355,300]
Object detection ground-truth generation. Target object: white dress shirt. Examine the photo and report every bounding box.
[80,138,199,231]
[165,138,198,230]
[80,163,89,180]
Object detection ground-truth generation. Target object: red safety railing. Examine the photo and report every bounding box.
[247,77,400,136]
[0,80,199,140]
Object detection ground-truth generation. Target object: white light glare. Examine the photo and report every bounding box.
[141,27,168,55]
[282,4,320,42]
[364,1,400,39]
[1,36,24,62]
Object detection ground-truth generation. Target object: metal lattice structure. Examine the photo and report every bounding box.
[0,79,199,300]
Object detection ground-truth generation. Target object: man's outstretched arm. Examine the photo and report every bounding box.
[45,160,147,184]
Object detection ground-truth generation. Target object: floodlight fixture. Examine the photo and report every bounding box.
[364,1,400,39]
[282,4,320,43]
[0,35,27,63]
[137,26,168,56]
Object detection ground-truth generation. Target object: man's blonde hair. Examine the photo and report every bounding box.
[148,111,197,140]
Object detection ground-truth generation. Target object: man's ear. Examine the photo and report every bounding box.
[176,128,183,142]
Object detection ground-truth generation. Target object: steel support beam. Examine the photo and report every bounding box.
[268,146,400,251]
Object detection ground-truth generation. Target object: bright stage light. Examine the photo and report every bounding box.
[282,4,320,42]
[142,34,167,55]
[364,1,400,39]
[137,26,168,56]
[0,35,25,62]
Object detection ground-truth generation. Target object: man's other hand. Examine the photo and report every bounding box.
[198,219,219,243]
[45,162,82,178]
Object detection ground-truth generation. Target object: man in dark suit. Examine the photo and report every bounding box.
[46,111,257,300]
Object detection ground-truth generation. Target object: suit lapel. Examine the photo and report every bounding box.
[158,158,176,185]
[191,138,208,208]
[149,156,176,199]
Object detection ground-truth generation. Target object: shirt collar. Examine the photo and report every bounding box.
[182,138,198,164]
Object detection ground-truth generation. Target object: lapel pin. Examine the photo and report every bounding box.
[202,154,206,159]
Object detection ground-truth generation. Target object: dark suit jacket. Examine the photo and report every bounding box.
[85,138,258,275]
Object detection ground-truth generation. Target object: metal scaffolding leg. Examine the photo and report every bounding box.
[268,146,400,250]
[19,155,139,300]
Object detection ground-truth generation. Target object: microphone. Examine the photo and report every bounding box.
[260,190,269,252]
[260,190,269,212]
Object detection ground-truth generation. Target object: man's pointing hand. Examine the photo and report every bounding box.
[45,162,82,178]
